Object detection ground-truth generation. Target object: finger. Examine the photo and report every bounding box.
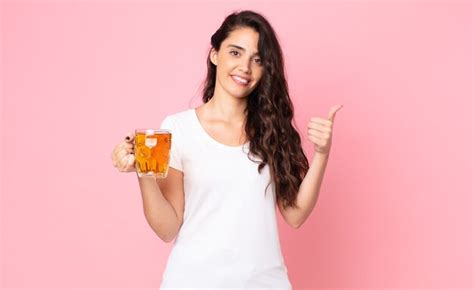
[116,142,133,156]
[112,142,129,157]
[112,146,123,165]
[118,154,130,169]
[124,155,135,170]
[116,150,129,166]
[126,154,135,167]
[308,129,330,139]
[328,104,343,122]
[308,135,324,144]
[124,132,135,143]
[111,143,123,159]
[123,142,134,150]
[122,156,134,171]
[121,147,131,157]
[307,122,331,132]
[112,154,124,168]
[310,117,333,126]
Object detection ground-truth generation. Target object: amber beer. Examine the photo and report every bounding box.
[134,129,172,178]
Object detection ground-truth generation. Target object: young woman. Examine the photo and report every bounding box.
[111,10,342,289]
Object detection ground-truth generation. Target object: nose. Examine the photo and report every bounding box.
[238,58,252,74]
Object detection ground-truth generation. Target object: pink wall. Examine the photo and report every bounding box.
[1,0,472,289]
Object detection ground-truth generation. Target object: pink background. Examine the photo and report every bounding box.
[1,0,472,289]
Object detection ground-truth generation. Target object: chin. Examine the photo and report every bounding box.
[235,90,255,99]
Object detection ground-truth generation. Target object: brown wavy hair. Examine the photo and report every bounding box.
[201,10,309,210]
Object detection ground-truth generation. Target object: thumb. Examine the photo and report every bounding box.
[328,104,343,122]
[127,154,135,166]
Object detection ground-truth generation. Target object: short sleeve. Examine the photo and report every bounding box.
[159,116,184,172]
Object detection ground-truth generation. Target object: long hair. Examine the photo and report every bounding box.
[201,10,309,210]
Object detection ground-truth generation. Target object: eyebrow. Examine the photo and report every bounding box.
[227,44,260,57]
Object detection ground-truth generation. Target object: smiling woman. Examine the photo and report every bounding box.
[155,11,309,289]
[111,9,337,290]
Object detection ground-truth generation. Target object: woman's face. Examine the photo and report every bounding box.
[210,27,263,99]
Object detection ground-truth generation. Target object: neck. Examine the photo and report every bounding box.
[206,90,247,124]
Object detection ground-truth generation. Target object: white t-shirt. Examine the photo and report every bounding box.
[158,108,292,290]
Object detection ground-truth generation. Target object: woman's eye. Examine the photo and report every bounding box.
[230,50,239,56]
[254,58,262,64]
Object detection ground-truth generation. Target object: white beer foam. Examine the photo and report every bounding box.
[146,129,154,136]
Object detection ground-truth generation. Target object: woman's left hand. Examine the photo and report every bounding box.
[307,104,343,155]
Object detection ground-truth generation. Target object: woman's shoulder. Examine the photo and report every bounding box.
[162,108,195,128]
[166,108,193,120]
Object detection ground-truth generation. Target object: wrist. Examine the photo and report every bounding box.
[312,151,330,163]
[136,172,156,179]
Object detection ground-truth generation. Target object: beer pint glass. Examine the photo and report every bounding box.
[134,129,172,178]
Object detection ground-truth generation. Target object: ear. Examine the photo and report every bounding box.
[210,48,218,66]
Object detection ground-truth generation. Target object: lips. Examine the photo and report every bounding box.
[231,75,250,86]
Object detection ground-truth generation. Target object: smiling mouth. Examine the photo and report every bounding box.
[231,75,250,86]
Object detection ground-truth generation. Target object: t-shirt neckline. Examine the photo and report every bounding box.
[190,108,250,150]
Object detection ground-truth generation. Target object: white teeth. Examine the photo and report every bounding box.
[232,75,249,84]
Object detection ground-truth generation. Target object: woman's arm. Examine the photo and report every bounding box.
[138,170,182,243]
[278,104,342,228]
[278,152,329,228]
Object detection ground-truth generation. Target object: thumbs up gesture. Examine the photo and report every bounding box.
[307,105,343,155]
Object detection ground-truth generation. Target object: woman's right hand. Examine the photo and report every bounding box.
[111,132,136,173]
